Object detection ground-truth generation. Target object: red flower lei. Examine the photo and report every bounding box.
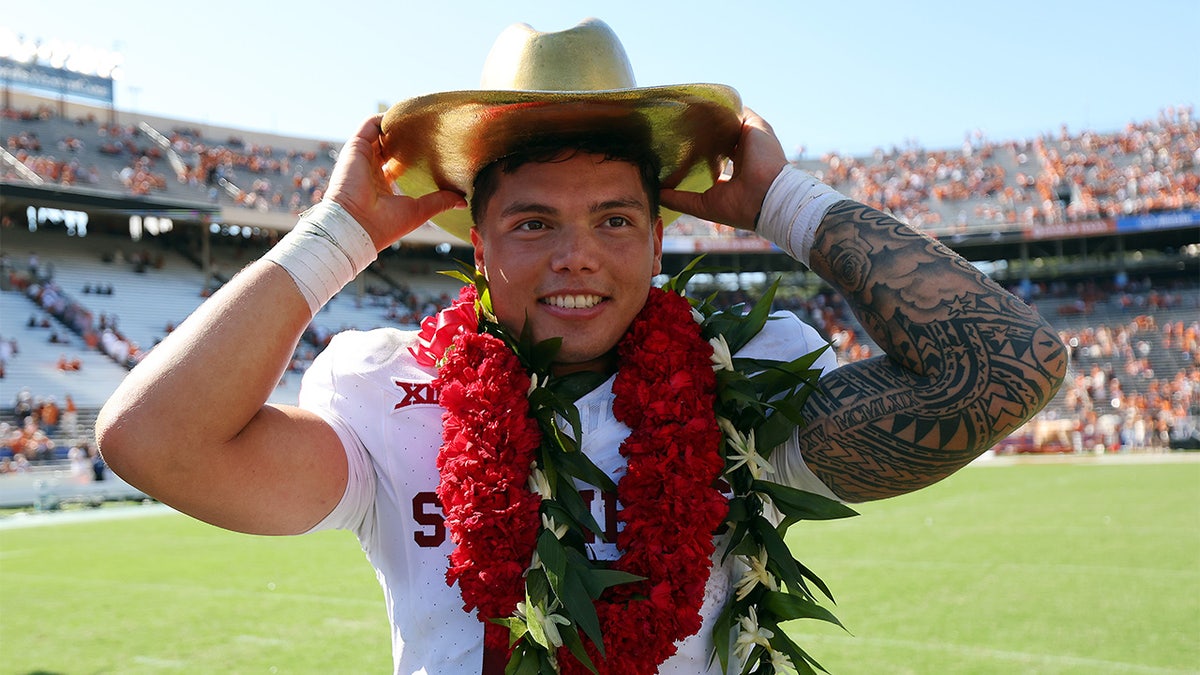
[426,286,728,674]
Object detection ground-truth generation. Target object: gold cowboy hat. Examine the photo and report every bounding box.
[380,18,743,242]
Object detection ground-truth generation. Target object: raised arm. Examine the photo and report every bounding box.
[795,201,1066,500]
[662,110,1067,502]
[95,115,464,534]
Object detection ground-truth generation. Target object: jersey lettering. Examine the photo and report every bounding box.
[412,492,445,547]
[411,488,624,548]
[577,489,621,544]
[393,380,438,410]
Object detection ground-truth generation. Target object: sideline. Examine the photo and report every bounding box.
[3,453,1195,530]
[970,451,1200,467]
[0,502,177,530]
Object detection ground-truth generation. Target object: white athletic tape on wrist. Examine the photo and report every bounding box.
[756,166,849,266]
[262,201,377,315]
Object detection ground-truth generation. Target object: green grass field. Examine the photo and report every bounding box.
[2,458,1197,674]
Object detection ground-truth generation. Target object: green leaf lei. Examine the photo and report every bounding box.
[444,257,858,674]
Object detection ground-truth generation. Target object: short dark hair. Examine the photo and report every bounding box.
[470,131,662,226]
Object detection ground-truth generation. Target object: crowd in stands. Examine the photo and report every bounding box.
[803,106,1198,232]
[6,102,1195,235]
[12,277,145,370]
[1051,314,1199,452]
[2,110,170,194]
[0,334,15,379]
[166,126,337,212]
[4,101,1199,458]
[1,388,80,459]
[0,388,104,478]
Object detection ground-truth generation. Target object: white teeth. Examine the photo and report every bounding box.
[544,294,603,309]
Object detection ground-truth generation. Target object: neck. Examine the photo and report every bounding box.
[551,350,618,377]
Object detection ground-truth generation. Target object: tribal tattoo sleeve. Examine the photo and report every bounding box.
[798,201,1068,502]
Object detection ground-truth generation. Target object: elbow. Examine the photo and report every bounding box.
[94,398,145,484]
[1032,320,1069,406]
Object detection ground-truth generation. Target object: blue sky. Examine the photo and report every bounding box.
[4,0,1197,157]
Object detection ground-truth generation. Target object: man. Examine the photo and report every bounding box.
[97,19,1066,674]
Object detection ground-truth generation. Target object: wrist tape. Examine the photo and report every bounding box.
[262,201,377,316]
[756,166,849,266]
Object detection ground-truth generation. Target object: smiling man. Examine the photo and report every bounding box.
[97,18,1066,675]
[471,146,664,374]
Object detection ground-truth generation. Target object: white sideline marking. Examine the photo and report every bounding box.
[0,502,176,530]
[797,634,1191,673]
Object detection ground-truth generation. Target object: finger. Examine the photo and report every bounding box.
[407,190,468,224]
[660,187,712,218]
[356,113,385,143]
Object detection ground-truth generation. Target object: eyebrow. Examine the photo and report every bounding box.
[497,196,648,220]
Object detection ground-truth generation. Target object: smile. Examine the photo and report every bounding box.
[542,294,605,309]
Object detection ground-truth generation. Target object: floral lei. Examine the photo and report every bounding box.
[411,261,857,675]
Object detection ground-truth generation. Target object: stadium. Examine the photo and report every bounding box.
[1,31,1198,674]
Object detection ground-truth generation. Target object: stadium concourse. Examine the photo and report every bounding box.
[1,94,1198,509]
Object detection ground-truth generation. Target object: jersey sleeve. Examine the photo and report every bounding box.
[736,312,843,501]
[299,332,380,534]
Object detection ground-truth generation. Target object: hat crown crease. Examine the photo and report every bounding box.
[480,19,637,92]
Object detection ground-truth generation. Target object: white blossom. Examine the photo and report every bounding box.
[527,464,552,498]
[719,418,774,479]
[733,606,775,667]
[734,547,779,601]
[769,648,799,674]
[541,513,568,540]
[527,372,543,396]
[709,334,734,372]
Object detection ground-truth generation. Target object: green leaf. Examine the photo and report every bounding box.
[549,484,605,541]
[490,616,528,646]
[760,590,846,630]
[752,480,859,521]
[660,255,711,293]
[548,371,609,405]
[554,448,618,493]
[525,569,550,608]
[439,268,474,286]
[709,594,737,675]
[724,276,780,353]
[739,349,827,395]
[582,568,645,597]
[753,515,804,593]
[530,336,563,371]
[721,515,755,562]
[755,405,799,453]
[560,624,599,675]
[559,567,605,657]
[502,645,524,675]
[538,530,568,582]
[766,625,825,675]
[795,558,837,605]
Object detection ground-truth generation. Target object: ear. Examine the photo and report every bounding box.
[651,217,664,276]
[470,227,486,274]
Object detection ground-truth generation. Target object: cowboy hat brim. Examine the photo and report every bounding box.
[380,84,743,242]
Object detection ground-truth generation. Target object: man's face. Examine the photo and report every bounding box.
[471,152,664,373]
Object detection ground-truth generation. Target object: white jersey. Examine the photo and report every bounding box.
[302,311,840,675]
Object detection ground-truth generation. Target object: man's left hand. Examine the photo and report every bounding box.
[659,108,788,231]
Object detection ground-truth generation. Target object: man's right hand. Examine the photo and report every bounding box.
[325,114,466,251]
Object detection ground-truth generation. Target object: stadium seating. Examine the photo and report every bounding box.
[2,98,1198,496]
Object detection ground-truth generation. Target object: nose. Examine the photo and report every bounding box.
[550,224,602,273]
